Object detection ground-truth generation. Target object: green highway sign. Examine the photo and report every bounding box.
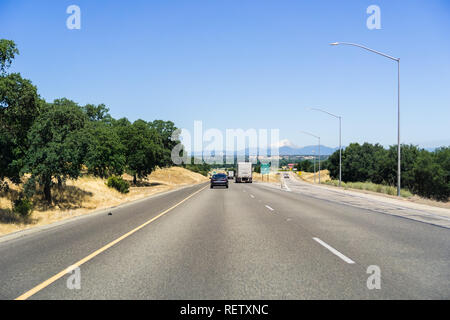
[261,163,270,175]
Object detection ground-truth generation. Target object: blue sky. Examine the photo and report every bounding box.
[1,0,449,148]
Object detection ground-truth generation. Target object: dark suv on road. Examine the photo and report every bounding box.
[210,173,229,189]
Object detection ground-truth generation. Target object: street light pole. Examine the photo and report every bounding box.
[318,137,321,184]
[300,131,321,184]
[310,108,342,187]
[330,42,401,196]
[397,59,401,197]
[339,116,341,186]
[312,150,316,183]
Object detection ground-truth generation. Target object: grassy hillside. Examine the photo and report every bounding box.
[0,167,208,236]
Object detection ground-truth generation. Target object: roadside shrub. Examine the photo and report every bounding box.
[326,180,340,187]
[400,189,413,198]
[12,198,33,219]
[106,176,130,194]
[376,184,383,193]
[324,180,412,198]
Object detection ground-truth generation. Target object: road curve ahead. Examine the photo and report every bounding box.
[0,180,449,299]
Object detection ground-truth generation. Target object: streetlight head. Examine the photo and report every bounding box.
[330,42,339,46]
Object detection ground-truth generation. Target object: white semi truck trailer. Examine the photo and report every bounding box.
[235,162,252,183]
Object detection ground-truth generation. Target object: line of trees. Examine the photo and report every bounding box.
[294,159,331,173]
[327,143,450,201]
[0,40,181,204]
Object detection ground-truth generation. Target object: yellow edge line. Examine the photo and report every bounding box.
[15,184,208,300]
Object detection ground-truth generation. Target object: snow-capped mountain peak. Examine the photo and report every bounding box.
[273,139,298,148]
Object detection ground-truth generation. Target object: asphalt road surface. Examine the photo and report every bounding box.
[0,179,449,300]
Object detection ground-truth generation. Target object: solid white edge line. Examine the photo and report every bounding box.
[284,179,292,192]
[313,237,355,264]
[265,205,274,211]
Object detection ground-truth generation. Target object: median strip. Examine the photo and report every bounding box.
[15,184,208,300]
[313,237,355,264]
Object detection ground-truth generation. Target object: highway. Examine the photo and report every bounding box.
[0,178,449,300]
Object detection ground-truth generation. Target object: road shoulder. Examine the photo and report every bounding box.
[255,174,450,229]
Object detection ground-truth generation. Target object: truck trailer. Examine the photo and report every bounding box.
[235,162,252,183]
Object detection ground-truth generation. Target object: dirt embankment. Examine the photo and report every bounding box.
[297,170,331,183]
[0,167,208,237]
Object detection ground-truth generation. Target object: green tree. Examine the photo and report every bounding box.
[0,40,41,183]
[83,103,113,123]
[25,100,88,203]
[295,160,314,172]
[0,39,19,75]
[0,130,16,181]
[83,122,126,178]
[116,119,164,184]
[327,151,340,179]
[411,150,445,200]
[149,120,179,168]
[435,147,450,183]
[0,74,41,146]
[381,144,420,188]
[332,143,366,182]
[329,143,386,183]
[410,147,450,201]
[435,147,450,200]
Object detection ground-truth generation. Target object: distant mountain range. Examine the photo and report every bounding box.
[188,137,449,157]
[278,145,338,156]
[274,140,338,155]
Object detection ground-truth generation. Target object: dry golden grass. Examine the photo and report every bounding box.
[0,168,208,237]
[252,172,280,184]
[297,170,331,183]
[148,167,208,186]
